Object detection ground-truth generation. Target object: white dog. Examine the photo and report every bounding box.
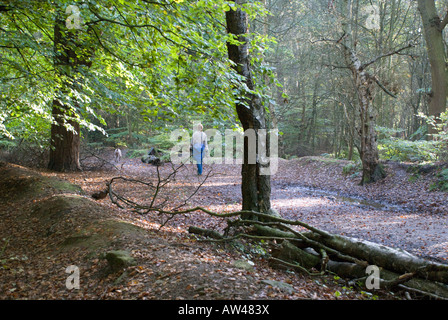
[114,148,122,162]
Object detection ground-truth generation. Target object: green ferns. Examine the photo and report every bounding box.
[430,169,448,192]
[376,126,438,162]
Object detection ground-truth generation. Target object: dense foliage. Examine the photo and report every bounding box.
[257,0,447,163]
[0,0,446,166]
[0,0,274,153]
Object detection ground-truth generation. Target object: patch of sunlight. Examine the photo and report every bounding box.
[272,197,326,208]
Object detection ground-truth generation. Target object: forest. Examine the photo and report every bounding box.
[0,0,448,306]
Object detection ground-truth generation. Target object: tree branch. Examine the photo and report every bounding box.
[87,6,181,47]
[371,75,397,98]
[440,11,448,31]
[89,26,146,68]
[361,42,415,70]
[0,5,12,12]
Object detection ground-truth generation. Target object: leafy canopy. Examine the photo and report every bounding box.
[0,0,275,146]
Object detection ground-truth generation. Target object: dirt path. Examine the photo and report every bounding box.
[0,160,381,300]
[2,154,446,300]
[78,154,448,262]
[271,158,448,262]
[270,182,448,262]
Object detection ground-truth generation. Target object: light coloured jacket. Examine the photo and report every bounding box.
[191,131,208,163]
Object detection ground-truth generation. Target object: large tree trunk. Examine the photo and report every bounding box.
[48,100,82,172]
[48,12,91,172]
[225,0,271,216]
[417,0,448,136]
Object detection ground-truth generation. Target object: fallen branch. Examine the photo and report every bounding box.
[184,209,448,298]
[107,163,214,216]
[269,257,323,276]
[306,232,448,284]
[188,226,224,240]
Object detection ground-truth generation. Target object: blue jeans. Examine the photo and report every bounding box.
[197,163,203,175]
[193,145,204,175]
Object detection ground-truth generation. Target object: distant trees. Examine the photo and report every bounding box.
[261,0,445,174]
[417,0,448,135]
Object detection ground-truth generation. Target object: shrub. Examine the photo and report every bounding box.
[342,162,361,175]
[418,111,448,161]
[126,149,148,159]
[378,139,437,162]
[376,126,437,162]
[429,168,448,192]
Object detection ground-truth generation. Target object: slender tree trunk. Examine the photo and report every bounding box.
[340,43,385,184]
[225,0,271,215]
[417,0,448,136]
[355,69,382,185]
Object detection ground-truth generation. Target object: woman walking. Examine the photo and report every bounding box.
[191,123,208,175]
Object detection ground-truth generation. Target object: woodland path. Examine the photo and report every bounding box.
[272,158,448,262]
[1,154,447,300]
[80,152,448,263]
[270,182,447,262]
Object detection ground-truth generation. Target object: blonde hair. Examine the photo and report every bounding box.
[196,123,203,131]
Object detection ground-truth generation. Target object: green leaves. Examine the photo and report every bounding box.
[0,0,275,148]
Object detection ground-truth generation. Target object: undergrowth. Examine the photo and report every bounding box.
[429,168,448,192]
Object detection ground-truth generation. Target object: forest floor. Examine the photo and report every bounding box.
[0,151,447,301]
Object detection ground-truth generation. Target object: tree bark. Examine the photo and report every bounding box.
[188,226,224,240]
[270,240,321,270]
[48,100,82,172]
[225,0,271,215]
[326,260,448,298]
[417,0,448,136]
[306,232,448,284]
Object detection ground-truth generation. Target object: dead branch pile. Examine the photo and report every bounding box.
[187,210,448,300]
